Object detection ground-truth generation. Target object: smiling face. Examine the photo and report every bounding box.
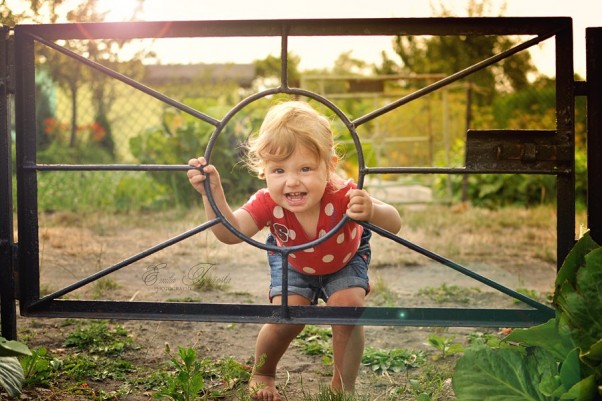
[264,145,331,217]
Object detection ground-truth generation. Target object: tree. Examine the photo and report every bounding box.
[254,52,301,87]
[392,0,537,104]
[6,0,147,158]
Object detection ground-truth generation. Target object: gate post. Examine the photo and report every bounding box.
[0,26,17,340]
[586,28,602,244]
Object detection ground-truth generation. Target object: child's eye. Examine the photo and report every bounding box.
[301,167,312,172]
[274,168,284,174]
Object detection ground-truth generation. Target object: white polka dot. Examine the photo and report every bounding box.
[351,227,357,239]
[289,229,297,240]
[336,233,345,244]
[342,253,352,263]
[289,253,296,258]
[273,206,284,219]
[303,267,316,274]
[303,247,315,253]
[324,203,334,216]
[322,254,334,263]
[318,229,326,238]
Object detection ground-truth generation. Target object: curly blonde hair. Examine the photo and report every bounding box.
[246,101,339,180]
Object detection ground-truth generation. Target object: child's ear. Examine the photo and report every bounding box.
[329,155,338,171]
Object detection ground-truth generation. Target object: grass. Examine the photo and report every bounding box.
[417,283,481,304]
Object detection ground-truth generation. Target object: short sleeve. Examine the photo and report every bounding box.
[241,189,274,228]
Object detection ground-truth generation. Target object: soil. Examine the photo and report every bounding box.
[8,205,559,400]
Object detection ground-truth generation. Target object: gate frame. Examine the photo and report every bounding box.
[3,17,598,340]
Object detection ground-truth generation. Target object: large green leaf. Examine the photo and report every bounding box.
[0,337,31,358]
[0,356,25,398]
[560,375,597,401]
[505,319,575,362]
[554,232,599,295]
[555,247,602,351]
[453,346,556,401]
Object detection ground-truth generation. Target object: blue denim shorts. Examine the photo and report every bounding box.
[267,228,372,304]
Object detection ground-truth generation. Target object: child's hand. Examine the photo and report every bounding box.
[345,189,374,222]
[187,157,222,197]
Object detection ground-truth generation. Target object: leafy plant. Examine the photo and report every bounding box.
[153,347,251,401]
[0,337,31,398]
[426,334,465,360]
[20,347,62,387]
[362,347,426,374]
[63,321,132,355]
[154,347,205,401]
[418,283,479,304]
[295,326,333,364]
[452,231,602,400]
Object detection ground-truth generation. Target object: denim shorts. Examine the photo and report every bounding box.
[267,228,372,304]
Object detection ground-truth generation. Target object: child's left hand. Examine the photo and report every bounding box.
[345,189,374,222]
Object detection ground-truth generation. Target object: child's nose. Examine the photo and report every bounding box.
[286,174,301,186]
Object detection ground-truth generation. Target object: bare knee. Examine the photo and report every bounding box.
[327,287,366,308]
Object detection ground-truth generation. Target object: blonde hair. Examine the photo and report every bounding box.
[246,101,338,180]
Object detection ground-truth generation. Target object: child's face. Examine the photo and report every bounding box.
[263,145,331,217]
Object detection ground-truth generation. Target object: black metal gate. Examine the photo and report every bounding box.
[2,17,600,341]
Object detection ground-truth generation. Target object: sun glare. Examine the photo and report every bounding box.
[100,0,142,22]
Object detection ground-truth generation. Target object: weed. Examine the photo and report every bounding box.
[91,277,120,300]
[426,334,464,360]
[418,283,480,304]
[62,354,135,381]
[513,287,552,305]
[20,347,62,387]
[405,360,456,401]
[301,384,370,400]
[368,274,400,306]
[153,347,252,400]
[63,321,132,355]
[295,325,333,364]
[362,347,426,374]
[154,347,205,401]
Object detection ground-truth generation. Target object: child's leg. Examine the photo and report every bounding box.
[327,287,366,393]
[250,294,310,400]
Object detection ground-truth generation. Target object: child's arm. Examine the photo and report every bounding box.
[187,157,259,244]
[345,189,402,233]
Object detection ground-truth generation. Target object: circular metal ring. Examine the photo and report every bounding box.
[202,87,366,254]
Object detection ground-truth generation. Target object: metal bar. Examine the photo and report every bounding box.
[24,300,553,328]
[14,17,570,41]
[25,32,220,127]
[29,219,221,307]
[280,26,289,89]
[31,163,569,175]
[362,222,554,313]
[0,27,17,340]
[364,167,570,175]
[33,164,199,171]
[353,29,559,127]
[14,28,40,309]
[555,23,576,268]
[586,28,602,244]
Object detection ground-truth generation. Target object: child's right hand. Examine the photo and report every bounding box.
[187,157,222,197]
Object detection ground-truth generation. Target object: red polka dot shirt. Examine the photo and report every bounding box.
[242,180,363,275]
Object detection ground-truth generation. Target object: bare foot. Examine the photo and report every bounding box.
[249,373,281,401]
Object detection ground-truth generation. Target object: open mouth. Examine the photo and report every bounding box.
[285,192,307,204]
